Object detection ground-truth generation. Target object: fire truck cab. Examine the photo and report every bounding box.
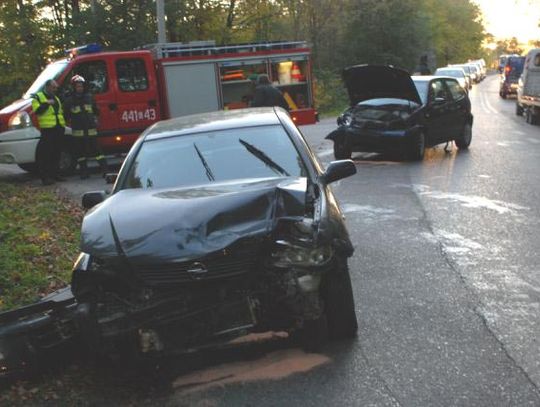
[0,41,317,172]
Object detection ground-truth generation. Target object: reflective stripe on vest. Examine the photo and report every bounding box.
[73,129,97,137]
[31,92,66,128]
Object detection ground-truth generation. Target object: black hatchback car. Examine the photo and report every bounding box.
[0,108,358,375]
[327,65,474,160]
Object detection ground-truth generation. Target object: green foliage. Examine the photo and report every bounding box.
[0,1,50,106]
[0,0,489,113]
[0,182,83,311]
[314,69,349,115]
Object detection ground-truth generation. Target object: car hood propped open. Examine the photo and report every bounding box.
[343,65,422,106]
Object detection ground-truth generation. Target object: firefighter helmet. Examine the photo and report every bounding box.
[71,75,85,84]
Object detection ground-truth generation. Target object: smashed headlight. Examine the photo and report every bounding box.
[272,240,334,268]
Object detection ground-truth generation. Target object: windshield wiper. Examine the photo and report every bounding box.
[238,139,290,176]
[193,142,215,181]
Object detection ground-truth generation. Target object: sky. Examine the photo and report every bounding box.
[473,0,540,42]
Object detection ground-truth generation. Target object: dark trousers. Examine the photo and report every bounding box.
[36,126,65,180]
[72,135,102,162]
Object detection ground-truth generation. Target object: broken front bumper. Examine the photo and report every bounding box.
[0,287,78,378]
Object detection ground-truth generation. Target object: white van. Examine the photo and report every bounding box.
[516,48,540,124]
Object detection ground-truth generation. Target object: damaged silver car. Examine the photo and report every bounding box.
[0,107,357,376]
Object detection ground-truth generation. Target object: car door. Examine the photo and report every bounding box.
[62,57,118,138]
[112,54,161,136]
[424,79,453,145]
[443,78,469,139]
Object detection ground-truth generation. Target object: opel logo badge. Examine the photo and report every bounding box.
[187,262,208,279]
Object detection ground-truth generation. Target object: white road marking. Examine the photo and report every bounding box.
[412,184,529,215]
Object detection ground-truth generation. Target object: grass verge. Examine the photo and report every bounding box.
[0,182,83,311]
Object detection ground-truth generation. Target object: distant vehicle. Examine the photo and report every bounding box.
[0,108,358,377]
[450,64,474,89]
[326,65,473,161]
[499,56,525,99]
[434,67,469,91]
[466,63,482,82]
[516,48,540,124]
[498,55,510,73]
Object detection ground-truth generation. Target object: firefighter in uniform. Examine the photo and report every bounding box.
[31,79,66,185]
[64,75,107,179]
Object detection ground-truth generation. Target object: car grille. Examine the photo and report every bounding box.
[136,239,262,285]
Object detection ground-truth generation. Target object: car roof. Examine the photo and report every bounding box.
[412,75,458,82]
[144,108,282,141]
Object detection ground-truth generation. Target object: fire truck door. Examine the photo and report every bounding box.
[63,59,118,136]
[112,56,161,134]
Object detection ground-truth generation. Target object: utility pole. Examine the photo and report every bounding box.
[157,0,166,43]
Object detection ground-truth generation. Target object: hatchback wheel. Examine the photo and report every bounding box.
[455,122,472,149]
[408,131,425,161]
[333,140,352,160]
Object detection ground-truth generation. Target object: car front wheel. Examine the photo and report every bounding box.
[333,139,352,160]
[408,131,425,161]
[323,258,358,340]
[455,122,472,149]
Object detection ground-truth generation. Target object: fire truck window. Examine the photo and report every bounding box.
[68,61,108,95]
[219,61,267,109]
[116,59,148,92]
[269,59,311,110]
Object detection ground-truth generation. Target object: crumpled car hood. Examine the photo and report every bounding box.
[81,177,307,264]
[343,65,422,106]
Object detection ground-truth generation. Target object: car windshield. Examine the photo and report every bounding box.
[23,61,69,99]
[435,69,463,78]
[412,80,429,104]
[121,125,308,190]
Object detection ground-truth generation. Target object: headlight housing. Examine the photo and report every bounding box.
[8,111,32,130]
[272,241,334,268]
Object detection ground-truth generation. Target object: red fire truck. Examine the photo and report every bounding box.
[0,41,317,172]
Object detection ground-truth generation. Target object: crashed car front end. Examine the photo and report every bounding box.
[70,177,352,357]
[331,99,423,153]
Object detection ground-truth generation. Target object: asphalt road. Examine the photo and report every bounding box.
[1,74,540,406]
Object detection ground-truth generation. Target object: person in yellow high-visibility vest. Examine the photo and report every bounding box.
[63,75,107,179]
[31,79,66,185]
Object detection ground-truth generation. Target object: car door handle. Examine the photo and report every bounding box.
[148,100,157,107]
[108,103,117,111]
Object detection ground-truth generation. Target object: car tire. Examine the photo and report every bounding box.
[59,147,77,174]
[455,122,472,150]
[18,163,38,174]
[299,314,329,353]
[408,131,425,161]
[516,103,524,116]
[333,139,352,160]
[500,91,507,99]
[323,259,358,340]
[526,109,539,125]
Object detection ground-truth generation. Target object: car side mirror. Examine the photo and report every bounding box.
[82,191,107,209]
[104,173,118,185]
[320,160,356,184]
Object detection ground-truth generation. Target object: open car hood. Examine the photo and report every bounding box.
[343,65,422,106]
[81,177,307,265]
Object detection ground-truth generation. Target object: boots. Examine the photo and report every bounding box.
[97,157,108,178]
[79,160,89,179]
